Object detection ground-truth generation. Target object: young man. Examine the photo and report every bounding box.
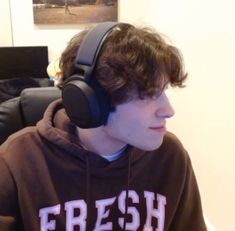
[0,22,207,230]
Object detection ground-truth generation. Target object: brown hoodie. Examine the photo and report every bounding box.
[0,99,207,231]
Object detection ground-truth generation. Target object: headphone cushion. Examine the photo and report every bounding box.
[62,79,103,128]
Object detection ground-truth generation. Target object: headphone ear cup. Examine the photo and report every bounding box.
[62,76,104,128]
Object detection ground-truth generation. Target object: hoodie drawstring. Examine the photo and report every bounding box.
[123,152,131,231]
[86,155,91,231]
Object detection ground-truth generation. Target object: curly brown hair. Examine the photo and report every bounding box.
[59,23,187,105]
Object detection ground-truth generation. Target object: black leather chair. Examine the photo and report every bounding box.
[0,87,61,144]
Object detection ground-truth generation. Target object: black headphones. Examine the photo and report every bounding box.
[62,22,120,128]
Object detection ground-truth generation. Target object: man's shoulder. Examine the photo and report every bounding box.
[163,131,185,150]
[132,132,189,166]
[0,126,47,176]
[0,126,40,157]
[156,131,189,164]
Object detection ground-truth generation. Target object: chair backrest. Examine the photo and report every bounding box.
[0,87,61,144]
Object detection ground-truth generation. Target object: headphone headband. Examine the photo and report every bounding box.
[75,21,119,82]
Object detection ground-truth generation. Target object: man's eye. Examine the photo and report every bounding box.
[153,90,164,99]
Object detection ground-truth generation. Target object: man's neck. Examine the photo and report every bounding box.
[77,126,127,156]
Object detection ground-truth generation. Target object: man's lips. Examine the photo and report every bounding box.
[149,125,166,132]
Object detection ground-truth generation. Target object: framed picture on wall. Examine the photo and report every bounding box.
[32,0,118,25]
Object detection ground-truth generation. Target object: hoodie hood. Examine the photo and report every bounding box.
[36,99,145,168]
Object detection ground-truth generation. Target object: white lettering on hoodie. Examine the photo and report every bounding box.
[118,190,140,230]
[39,190,166,231]
[39,204,61,231]
[144,191,167,231]
[94,196,116,230]
[65,199,87,231]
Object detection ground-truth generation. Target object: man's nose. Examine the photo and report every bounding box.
[155,92,175,118]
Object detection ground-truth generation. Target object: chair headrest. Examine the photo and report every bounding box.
[21,87,61,126]
[0,87,61,144]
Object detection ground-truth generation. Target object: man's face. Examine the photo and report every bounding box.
[103,90,175,151]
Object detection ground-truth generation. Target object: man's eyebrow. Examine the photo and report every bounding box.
[153,82,169,97]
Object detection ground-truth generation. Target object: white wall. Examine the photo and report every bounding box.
[1,0,235,230]
[0,0,12,46]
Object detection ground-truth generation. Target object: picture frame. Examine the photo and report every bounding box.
[33,0,118,25]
